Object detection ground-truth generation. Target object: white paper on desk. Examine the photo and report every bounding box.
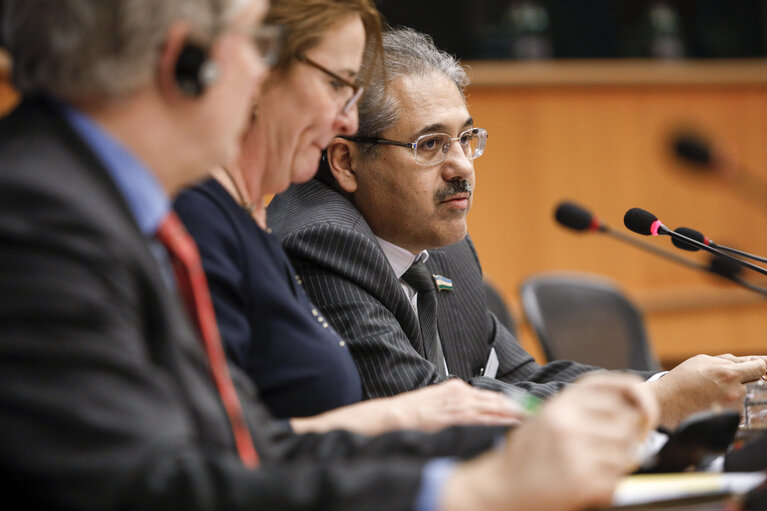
[612,472,766,506]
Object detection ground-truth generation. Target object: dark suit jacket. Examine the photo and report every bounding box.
[267,175,602,399]
[0,98,504,510]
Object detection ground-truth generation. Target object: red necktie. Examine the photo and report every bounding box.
[156,211,258,468]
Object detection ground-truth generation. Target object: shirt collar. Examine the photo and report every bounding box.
[375,236,429,279]
[58,102,170,237]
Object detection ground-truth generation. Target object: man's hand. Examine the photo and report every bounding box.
[647,354,767,429]
[442,373,659,511]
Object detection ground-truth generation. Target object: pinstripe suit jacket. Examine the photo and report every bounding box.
[267,176,601,400]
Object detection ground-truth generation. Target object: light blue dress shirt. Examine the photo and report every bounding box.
[58,101,174,287]
[59,102,169,236]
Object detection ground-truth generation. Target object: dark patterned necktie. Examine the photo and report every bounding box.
[156,211,258,468]
[402,260,447,377]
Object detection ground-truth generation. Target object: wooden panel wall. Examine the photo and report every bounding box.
[464,60,767,367]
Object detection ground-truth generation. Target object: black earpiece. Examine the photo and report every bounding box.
[174,43,219,97]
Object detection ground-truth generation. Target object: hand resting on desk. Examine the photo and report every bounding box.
[442,372,659,511]
[291,379,525,435]
[646,354,767,430]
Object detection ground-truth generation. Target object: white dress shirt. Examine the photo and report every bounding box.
[375,236,449,375]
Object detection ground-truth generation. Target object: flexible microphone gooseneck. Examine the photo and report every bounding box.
[555,202,767,298]
[555,201,707,273]
[554,201,767,296]
[624,208,767,278]
[672,227,767,265]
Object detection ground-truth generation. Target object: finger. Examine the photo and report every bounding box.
[471,415,524,427]
[437,378,471,390]
[461,387,538,416]
[464,394,530,419]
[430,408,525,429]
[581,401,651,447]
[436,387,529,419]
[448,385,519,409]
[733,358,767,382]
[595,439,639,471]
[572,381,659,440]
[620,383,660,437]
[718,354,767,364]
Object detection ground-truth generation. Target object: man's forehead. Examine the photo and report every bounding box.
[388,72,471,138]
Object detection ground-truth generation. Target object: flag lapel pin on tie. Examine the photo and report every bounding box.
[432,274,453,292]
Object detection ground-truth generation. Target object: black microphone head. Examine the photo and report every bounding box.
[709,255,742,279]
[672,227,704,252]
[624,208,659,236]
[554,201,599,232]
[673,132,713,167]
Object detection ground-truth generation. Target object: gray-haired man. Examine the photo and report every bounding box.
[267,27,767,430]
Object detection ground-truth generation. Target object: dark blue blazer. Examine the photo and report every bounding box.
[175,179,362,418]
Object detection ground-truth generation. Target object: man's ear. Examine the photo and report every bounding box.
[157,22,194,101]
[327,139,358,194]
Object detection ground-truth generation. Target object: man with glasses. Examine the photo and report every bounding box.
[268,26,593,401]
[268,27,767,431]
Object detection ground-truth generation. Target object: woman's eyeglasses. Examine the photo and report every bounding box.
[296,54,364,114]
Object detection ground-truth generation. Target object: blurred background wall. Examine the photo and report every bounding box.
[378,0,767,61]
[2,1,767,367]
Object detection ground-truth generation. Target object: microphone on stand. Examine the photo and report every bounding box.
[555,201,767,298]
[555,201,709,273]
[623,208,767,279]
[672,227,767,265]
[621,208,767,298]
[555,201,767,296]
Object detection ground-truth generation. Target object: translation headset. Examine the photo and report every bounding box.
[173,43,219,97]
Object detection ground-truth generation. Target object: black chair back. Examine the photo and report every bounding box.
[484,278,517,338]
[520,272,660,371]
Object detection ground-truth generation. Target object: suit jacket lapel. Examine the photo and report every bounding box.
[427,242,492,379]
[302,180,429,359]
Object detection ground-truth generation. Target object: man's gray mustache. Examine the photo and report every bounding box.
[435,180,473,202]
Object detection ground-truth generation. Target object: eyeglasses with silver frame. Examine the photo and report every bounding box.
[341,127,488,166]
